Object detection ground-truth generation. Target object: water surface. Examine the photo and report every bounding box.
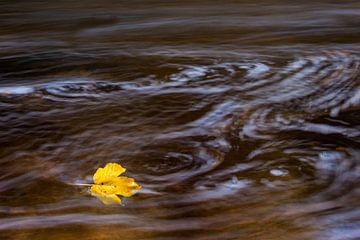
[1,1,360,239]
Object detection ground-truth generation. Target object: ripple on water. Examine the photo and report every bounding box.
[0,47,360,240]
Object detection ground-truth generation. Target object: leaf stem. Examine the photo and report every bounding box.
[66,182,93,187]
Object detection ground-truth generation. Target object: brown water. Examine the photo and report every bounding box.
[1,1,360,239]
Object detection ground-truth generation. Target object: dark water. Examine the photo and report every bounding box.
[1,1,360,239]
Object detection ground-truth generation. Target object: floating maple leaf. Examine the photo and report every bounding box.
[69,163,141,205]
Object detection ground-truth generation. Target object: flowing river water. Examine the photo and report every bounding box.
[1,1,360,239]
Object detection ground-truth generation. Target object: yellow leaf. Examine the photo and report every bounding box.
[93,163,126,184]
[92,192,122,205]
[90,163,141,205]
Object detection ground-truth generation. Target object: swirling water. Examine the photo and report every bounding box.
[0,1,360,239]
